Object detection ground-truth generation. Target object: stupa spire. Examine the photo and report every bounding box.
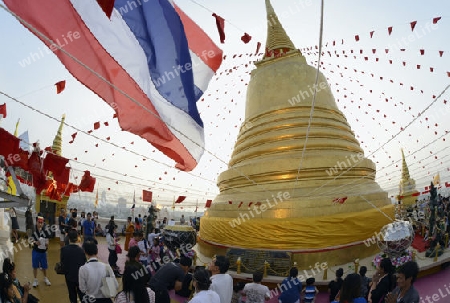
[398,148,419,205]
[52,114,65,156]
[401,148,411,180]
[263,0,297,59]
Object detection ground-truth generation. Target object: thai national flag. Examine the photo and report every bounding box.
[5,0,222,171]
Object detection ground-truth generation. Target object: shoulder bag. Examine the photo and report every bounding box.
[100,264,118,298]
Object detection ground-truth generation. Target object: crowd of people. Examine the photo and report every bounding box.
[1,206,432,303]
[325,258,420,303]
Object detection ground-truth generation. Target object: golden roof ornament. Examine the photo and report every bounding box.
[52,114,65,156]
[261,0,299,61]
[400,148,411,180]
[398,148,419,205]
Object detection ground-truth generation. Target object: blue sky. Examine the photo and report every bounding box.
[0,0,449,209]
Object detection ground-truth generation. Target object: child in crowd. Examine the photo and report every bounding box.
[302,278,318,303]
[231,282,246,303]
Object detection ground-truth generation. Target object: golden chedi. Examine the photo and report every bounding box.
[397,149,419,206]
[198,0,394,268]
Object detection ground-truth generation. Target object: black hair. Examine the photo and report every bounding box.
[214,256,230,274]
[233,282,246,292]
[2,258,14,275]
[180,256,193,267]
[380,258,394,275]
[379,258,395,291]
[193,268,211,290]
[306,277,315,285]
[289,267,298,278]
[68,229,78,243]
[0,272,14,302]
[127,246,141,260]
[82,240,98,256]
[336,268,344,278]
[253,271,263,283]
[121,264,150,303]
[339,273,361,303]
[396,261,419,284]
[359,266,367,277]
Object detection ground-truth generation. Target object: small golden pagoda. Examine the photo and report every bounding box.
[198,0,394,268]
[36,115,69,216]
[397,148,419,206]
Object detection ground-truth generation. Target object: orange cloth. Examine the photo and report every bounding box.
[124,223,135,251]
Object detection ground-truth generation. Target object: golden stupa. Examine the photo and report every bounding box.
[52,114,66,156]
[397,149,419,206]
[36,114,69,213]
[198,0,394,267]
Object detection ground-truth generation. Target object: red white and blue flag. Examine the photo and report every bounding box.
[5,0,222,171]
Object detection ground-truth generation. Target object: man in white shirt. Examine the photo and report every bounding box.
[209,255,233,303]
[242,272,270,303]
[78,240,118,302]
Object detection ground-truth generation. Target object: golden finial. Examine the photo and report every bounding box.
[401,148,411,180]
[263,0,297,60]
[52,114,66,156]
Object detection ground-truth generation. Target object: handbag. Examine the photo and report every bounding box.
[115,243,122,254]
[54,262,65,275]
[27,294,40,303]
[100,265,118,298]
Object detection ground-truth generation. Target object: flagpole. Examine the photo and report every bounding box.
[195,199,198,217]
[131,190,136,218]
[172,196,175,220]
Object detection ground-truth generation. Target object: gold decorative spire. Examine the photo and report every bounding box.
[398,148,419,205]
[263,0,297,59]
[400,148,411,180]
[52,114,65,156]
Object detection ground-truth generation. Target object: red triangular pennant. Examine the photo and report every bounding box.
[433,17,441,24]
[388,27,393,35]
[55,80,66,94]
[212,13,225,43]
[255,42,261,55]
[175,196,186,203]
[410,21,417,31]
[0,103,6,118]
[96,0,115,19]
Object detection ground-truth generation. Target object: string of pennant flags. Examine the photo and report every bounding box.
[2,3,449,208]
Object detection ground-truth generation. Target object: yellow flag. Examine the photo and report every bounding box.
[433,173,440,185]
[6,176,17,195]
[14,119,20,137]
